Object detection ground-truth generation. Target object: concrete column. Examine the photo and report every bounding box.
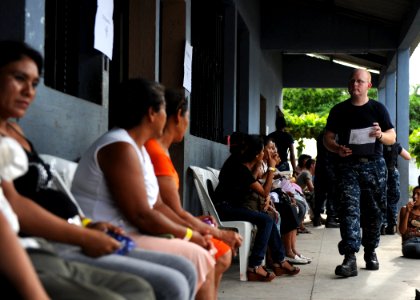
[397,49,410,208]
[161,0,189,207]
[128,0,159,80]
[378,87,385,105]
[161,0,187,88]
[385,71,397,126]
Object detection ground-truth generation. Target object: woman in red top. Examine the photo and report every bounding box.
[145,88,242,292]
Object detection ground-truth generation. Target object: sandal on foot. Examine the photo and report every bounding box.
[297,253,312,263]
[298,227,311,234]
[272,260,300,276]
[247,265,276,282]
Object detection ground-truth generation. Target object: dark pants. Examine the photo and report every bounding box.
[271,190,300,234]
[336,158,387,255]
[313,163,338,220]
[384,167,400,227]
[218,205,286,267]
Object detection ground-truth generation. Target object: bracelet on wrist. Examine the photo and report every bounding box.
[183,227,193,241]
[81,218,93,227]
[268,167,276,172]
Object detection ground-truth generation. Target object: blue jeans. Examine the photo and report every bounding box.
[53,243,196,300]
[218,205,286,267]
[402,237,420,258]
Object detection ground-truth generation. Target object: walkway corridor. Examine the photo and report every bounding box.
[219,224,419,300]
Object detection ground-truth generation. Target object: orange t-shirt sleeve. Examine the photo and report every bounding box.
[145,139,179,189]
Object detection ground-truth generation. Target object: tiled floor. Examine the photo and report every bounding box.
[218,224,419,300]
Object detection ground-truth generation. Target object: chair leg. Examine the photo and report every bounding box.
[235,223,253,281]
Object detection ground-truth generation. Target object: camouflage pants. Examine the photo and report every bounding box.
[336,158,387,255]
[384,168,400,226]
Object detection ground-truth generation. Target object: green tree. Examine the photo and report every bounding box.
[283,88,346,116]
[409,85,420,133]
[409,85,420,166]
[283,88,378,118]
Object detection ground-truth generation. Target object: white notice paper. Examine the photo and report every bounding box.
[349,126,376,145]
[94,0,114,60]
[183,41,193,92]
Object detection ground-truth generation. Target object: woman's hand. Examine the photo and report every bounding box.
[218,230,242,256]
[87,221,125,235]
[407,201,415,213]
[267,151,277,169]
[190,230,213,250]
[197,215,218,228]
[262,196,271,211]
[80,229,122,257]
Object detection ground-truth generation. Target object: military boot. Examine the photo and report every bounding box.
[335,253,358,277]
[364,250,379,270]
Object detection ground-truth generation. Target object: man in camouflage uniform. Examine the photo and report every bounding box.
[324,69,396,277]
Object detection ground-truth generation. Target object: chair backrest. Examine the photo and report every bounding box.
[206,166,220,179]
[189,166,223,226]
[40,154,78,189]
[40,154,84,216]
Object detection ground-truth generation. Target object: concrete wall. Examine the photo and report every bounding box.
[181,0,285,213]
[1,0,109,160]
[20,88,108,160]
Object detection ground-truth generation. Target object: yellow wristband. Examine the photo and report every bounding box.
[183,228,193,241]
[82,218,92,227]
[269,167,276,172]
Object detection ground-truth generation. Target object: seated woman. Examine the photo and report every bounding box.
[145,88,243,291]
[0,136,153,300]
[0,137,50,300]
[261,137,310,265]
[295,154,312,178]
[213,133,300,282]
[72,78,217,300]
[295,157,316,233]
[0,40,195,300]
[296,158,316,206]
[398,186,420,258]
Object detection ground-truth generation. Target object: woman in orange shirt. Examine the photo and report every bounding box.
[145,88,242,291]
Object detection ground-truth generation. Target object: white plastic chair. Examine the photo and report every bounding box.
[39,154,85,217]
[206,166,220,179]
[189,165,254,281]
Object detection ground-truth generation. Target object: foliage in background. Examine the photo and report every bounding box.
[283,88,346,116]
[283,110,326,155]
[409,129,420,167]
[410,86,420,133]
[409,85,420,166]
[283,88,379,117]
